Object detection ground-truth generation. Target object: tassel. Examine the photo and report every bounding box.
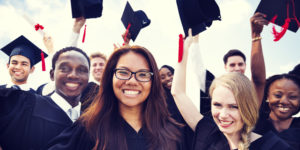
[123,23,131,45]
[34,24,44,31]
[41,50,46,71]
[178,34,184,63]
[82,25,87,43]
[272,18,291,41]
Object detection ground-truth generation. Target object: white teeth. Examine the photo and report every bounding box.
[66,83,79,88]
[220,121,232,125]
[167,82,172,86]
[278,107,289,111]
[124,90,139,95]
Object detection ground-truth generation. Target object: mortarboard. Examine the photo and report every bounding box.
[1,35,48,67]
[121,2,151,41]
[71,0,103,19]
[255,0,300,33]
[176,0,221,36]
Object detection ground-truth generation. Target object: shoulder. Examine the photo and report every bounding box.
[250,131,293,150]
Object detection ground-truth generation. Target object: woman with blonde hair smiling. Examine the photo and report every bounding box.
[171,29,292,150]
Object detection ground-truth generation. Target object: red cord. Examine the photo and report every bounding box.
[178,34,183,63]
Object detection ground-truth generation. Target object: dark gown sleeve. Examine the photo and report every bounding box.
[46,121,95,150]
[250,131,294,150]
[0,88,73,150]
[193,117,230,150]
[164,88,194,150]
[0,88,36,149]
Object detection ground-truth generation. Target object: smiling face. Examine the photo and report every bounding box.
[225,56,246,74]
[7,55,35,85]
[211,85,243,137]
[159,67,173,90]
[268,78,300,121]
[91,57,106,82]
[113,52,152,111]
[50,51,89,105]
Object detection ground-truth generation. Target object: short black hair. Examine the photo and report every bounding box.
[51,46,90,70]
[223,49,246,65]
[289,64,300,77]
[159,65,174,75]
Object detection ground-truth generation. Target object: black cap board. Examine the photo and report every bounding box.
[121,1,151,41]
[71,0,103,19]
[1,35,48,67]
[255,0,300,32]
[176,0,221,36]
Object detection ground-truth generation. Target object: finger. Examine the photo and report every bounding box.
[188,28,192,37]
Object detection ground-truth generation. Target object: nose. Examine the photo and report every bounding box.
[67,69,79,79]
[219,108,229,119]
[15,63,22,69]
[125,74,138,85]
[234,66,240,71]
[279,95,290,104]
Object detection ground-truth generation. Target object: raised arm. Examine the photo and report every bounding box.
[171,29,203,131]
[250,12,268,106]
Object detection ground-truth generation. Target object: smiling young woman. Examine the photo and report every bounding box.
[255,74,300,149]
[46,46,184,150]
[171,29,292,150]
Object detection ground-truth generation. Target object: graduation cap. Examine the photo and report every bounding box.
[255,0,300,32]
[1,35,48,70]
[121,2,151,41]
[71,0,103,19]
[176,0,221,36]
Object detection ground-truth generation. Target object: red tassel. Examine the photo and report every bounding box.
[82,25,87,43]
[272,18,291,41]
[34,24,44,31]
[123,23,131,45]
[178,34,184,63]
[41,50,46,71]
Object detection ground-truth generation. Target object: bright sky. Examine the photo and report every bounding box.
[0,0,299,89]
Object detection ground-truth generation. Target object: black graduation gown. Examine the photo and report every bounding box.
[0,88,73,150]
[254,106,300,150]
[0,84,36,94]
[200,70,214,116]
[193,117,293,150]
[46,117,184,150]
[164,87,194,150]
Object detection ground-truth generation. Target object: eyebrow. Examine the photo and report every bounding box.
[117,66,150,72]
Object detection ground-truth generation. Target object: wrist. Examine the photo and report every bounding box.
[252,36,262,42]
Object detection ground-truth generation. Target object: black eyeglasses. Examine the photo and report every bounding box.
[114,68,153,82]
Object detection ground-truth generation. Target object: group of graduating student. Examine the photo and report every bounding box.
[1,0,300,150]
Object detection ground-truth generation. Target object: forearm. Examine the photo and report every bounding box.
[251,36,266,106]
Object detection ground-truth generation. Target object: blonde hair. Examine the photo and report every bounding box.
[209,72,259,150]
[89,52,107,62]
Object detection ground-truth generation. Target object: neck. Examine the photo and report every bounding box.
[12,79,26,85]
[269,112,293,132]
[57,92,80,108]
[224,132,241,150]
[119,105,142,132]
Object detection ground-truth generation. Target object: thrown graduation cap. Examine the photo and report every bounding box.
[71,0,103,19]
[1,35,48,69]
[121,2,151,41]
[255,0,300,33]
[177,0,221,36]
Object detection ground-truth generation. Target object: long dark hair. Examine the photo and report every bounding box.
[80,46,181,150]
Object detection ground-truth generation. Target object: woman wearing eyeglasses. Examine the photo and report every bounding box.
[46,46,184,150]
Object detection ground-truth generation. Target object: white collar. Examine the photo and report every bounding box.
[51,92,81,122]
[6,81,32,91]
